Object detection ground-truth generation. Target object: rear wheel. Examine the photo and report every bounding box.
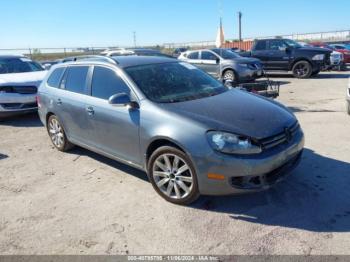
[292,61,313,79]
[47,115,74,152]
[147,146,200,205]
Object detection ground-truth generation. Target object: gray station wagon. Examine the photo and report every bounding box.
[38,56,304,205]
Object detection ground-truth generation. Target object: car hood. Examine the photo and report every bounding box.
[159,90,296,139]
[0,71,47,86]
[223,57,261,64]
[297,46,332,54]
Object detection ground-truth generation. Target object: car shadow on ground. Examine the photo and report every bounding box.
[0,153,8,160]
[191,148,350,233]
[288,106,341,113]
[0,113,43,127]
[67,147,149,182]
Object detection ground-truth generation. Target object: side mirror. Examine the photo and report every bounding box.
[108,93,139,109]
[216,58,220,64]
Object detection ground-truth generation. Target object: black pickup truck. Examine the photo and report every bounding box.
[240,39,332,78]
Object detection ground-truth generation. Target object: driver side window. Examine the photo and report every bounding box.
[201,51,218,61]
[91,66,130,100]
[269,40,288,51]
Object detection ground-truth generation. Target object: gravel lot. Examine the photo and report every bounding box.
[0,70,350,255]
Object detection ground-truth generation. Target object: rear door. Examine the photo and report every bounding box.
[184,51,201,67]
[55,65,92,144]
[199,51,220,78]
[84,65,141,165]
[251,40,271,67]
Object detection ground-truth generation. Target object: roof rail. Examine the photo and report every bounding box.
[63,55,117,64]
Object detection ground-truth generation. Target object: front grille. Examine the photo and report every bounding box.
[259,121,300,150]
[0,86,37,94]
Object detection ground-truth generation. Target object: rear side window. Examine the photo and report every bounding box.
[91,66,130,100]
[187,52,199,59]
[47,67,65,88]
[254,41,267,51]
[64,66,89,94]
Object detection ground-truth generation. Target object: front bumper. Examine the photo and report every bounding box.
[193,128,305,195]
[237,67,263,83]
[0,93,37,117]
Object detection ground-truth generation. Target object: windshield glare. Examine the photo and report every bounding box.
[212,49,240,59]
[0,58,44,74]
[125,62,228,103]
[284,39,302,48]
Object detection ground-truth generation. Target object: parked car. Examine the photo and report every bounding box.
[173,48,188,57]
[178,48,263,84]
[309,43,346,70]
[106,48,173,58]
[226,47,245,53]
[38,56,304,205]
[328,44,350,64]
[40,60,59,70]
[0,55,47,118]
[240,38,332,78]
[100,48,131,56]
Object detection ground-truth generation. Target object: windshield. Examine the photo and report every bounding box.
[212,49,240,59]
[125,62,228,103]
[0,57,44,74]
[284,39,302,48]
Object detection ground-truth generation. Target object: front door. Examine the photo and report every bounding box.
[266,39,291,70]
[84,65,141,165]
[200,51,220,78]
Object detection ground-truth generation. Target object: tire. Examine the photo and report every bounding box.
[223,69,237,85]
[47,115,74,152]
[292,61,313,79]
[147,146,200,205]
[347,101,350,116]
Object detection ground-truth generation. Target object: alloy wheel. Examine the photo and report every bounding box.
[223,70,235,82]
[152,153,193,200]
[49,118,64,148]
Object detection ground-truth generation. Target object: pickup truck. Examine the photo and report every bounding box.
[240,39,332,78]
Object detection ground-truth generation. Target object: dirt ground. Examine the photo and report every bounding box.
[0,70,350,255]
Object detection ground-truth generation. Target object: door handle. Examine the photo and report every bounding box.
[57,98,62,105]
[86,106,94,115]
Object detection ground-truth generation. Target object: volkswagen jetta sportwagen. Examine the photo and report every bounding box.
[38,56,304,205]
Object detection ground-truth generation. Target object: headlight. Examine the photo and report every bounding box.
[312,54,325,61]
[239,63,249,68]
[207,131,262,155]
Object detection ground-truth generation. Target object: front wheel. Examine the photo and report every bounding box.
[292,61,313,79]
[147,146,200,205]
[223,69,237,85]
[47,115,74,152]
[347,101,350,115]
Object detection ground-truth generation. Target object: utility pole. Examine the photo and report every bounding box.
[238,11,242,41]
[133,31,137,48]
